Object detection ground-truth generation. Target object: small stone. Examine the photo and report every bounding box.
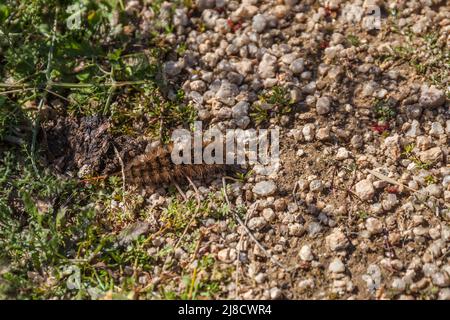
[329,258,345,273]
[405,120,421,137]
[216,107,232,120]
[355,179,375,201]
[232,101,249,119]
[335,147,349,160]
[217,248,237,263]
[422,263,439,277]
[429,122,444,136]
[326,228,349,251]
[248,217,267,231]
[262,208,276,222]
[391,278,406,292]
[303,82,316,94]
[416,135,432,151]
[284,0,298,5]
[382,194,398,211]
[351,135,364,149]
[216,81,238,106]
[316,127,330,141]
[274,198,287,212]
[289,223,305,237]
[290,88,302,103]
[405,104,422,119]
[307,221,322,237]
[361,81,377,97]
[174,247,187,260]
[426,184,442,197]
[252,14,267,33]
[163,61,182,76]
[324,44,344,60]
[299,245,314,261]
[302,123,315,142]
[371,202,383,214]
[252,181,277,197]
[77,164,93,178]
[270,287,282,299]
[309,180,323,192]
[432,272,450,288]
[281,53,298,65]
[235,116,250,129]
[290,58,305,74]
[273,5,289,19]
[258,53,277,79]
[190,80,206,92]
[254,273,267,284]
[442,176,450,189]
[362,264,382,293]
[196,0,215,11]
[296,149,305,157]
[438,288,450,300]
[419,147,442,163]
[298,278,315,290]
[365,217,383,235]
[419,85,445,108]
[316,96,331,115]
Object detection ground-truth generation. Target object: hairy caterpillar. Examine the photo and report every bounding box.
[120,144,230,192]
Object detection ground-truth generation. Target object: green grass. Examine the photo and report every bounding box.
[401,144,432,170]
[0,0,196,139]
[346,34,360,47]
[0,148,169,299]
[0,146,236,299]
[376,28,449,95]
[251,86,294,125]
[373,99,397,122]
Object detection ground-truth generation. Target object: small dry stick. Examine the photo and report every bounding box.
[234,202,256,299]
[366,169,415,192]
[233,210,290,272]
[173,181,187,201]
[292,181,299,206]
[221,178,290,272]
[113,145,126,193]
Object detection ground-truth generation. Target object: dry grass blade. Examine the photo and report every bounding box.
[366,169,415,192]
[222,178,290,272]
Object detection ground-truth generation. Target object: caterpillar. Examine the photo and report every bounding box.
[119,144,231,192]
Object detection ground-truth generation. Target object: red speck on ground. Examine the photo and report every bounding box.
[386,186,399,194]
[320,41,329,49]
[227,18,242,32]
[371,123,390,133]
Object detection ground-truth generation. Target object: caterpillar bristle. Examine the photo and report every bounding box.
[121,144,227,192]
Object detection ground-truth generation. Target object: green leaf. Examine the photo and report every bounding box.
[0,4,10,23]
[107,48,122,62]
[0,96,6,107]
[76,70,91,81]
[38,23,50,36]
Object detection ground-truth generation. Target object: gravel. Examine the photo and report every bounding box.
[365,217,383,236]
[252,14,267,33]
[316,96,331,115]
[299,245,314,261]
[419,85,445,108]
[355,179,375,201]
[329,258,346,274]
[252,181,277,197]
[115,0,450,300]
[326,229,350,252]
